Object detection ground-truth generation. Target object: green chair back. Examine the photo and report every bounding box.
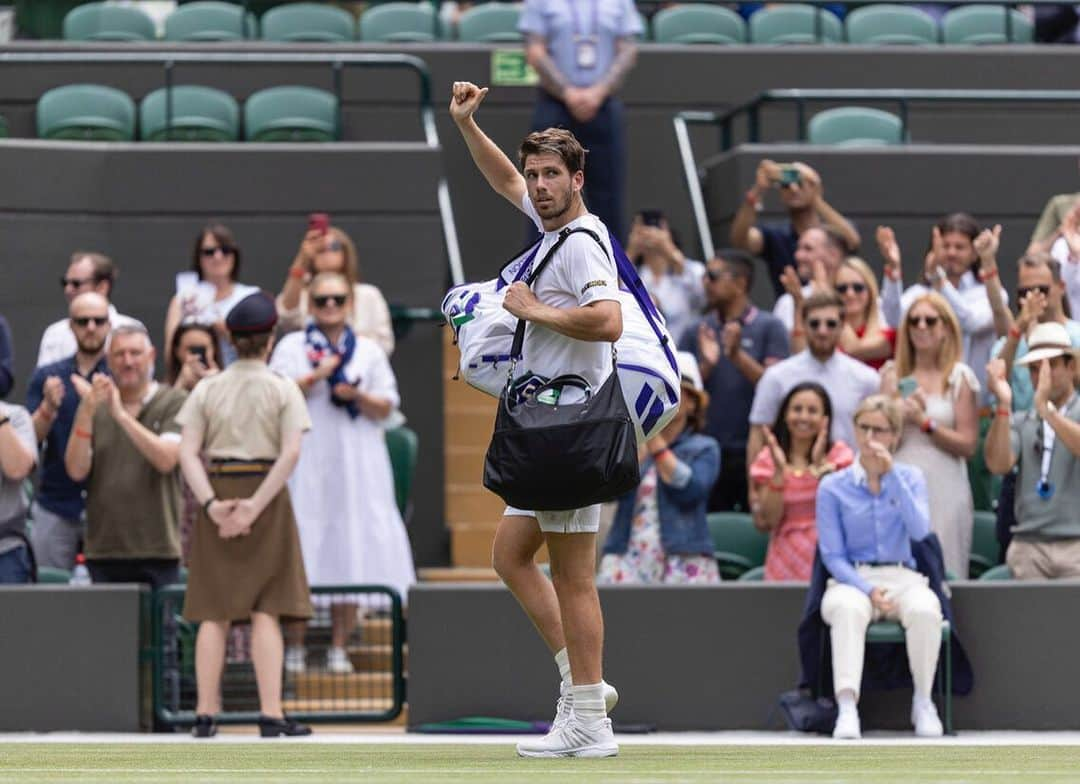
[37,566,72,584]
[37,83,137,141]
[244,85,337,142]
[808,106,904,146]
[979,563,1012,581]
[359,2,437,42]
[942,6,1033,44]
[736,564,766,581]
[262,2,355,42]
[845,4,938,45]
[164,1,256,41]
[139,85,240,142]
[653,4,747,45]
[707,511,768,579]
[749,5,843,44]
[457,2,522,43]
[385,425,419,518]
[969,510,1000,578]
[16,0,93,39]
[63,2,156,40]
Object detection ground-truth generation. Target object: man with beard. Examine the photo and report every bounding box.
[451,80,623,758]
[25,292,112,569]
[64,323,186,588]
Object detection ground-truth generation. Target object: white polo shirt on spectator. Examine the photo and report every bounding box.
[36,304,140,368]
[749,349,880,447]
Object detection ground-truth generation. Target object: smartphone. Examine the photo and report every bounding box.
[898,376,918,398]
[308,212,330,235]
[190,345,208,368]
[640,209,664,228]
[778,166,801,187]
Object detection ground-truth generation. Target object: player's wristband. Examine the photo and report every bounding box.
[1008,325,1022,340]
[979,267,998,282]
[289,265,306,280]
[996,407,1011,418]
[652,447,672,461]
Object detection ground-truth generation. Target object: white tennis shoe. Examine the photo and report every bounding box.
[832,709,861,740]
[912,699,944,737]
[551,680,619,731]
[516,716,618,758]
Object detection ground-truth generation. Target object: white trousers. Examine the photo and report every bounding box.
[820,565,943,701]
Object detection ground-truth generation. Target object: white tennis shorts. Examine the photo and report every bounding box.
[504,504,602,534]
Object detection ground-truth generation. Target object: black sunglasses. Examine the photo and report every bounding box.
[807,318,840,331]
[1017,285,1051,300]
[72,316,108,328]
[200,245,234,258]
[705,268,732,282]
[836,282,867,295]
[908,314,940,328]
[312,294,348,308]
[61,276,94,289]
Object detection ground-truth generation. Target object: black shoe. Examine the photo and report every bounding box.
[192,714,217,738]
[258,714,312,737]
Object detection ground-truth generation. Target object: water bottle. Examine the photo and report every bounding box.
[69,553,91,586]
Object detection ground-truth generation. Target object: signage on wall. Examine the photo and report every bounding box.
[491,50,539,87]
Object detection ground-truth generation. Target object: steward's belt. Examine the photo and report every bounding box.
[208,458,274,476]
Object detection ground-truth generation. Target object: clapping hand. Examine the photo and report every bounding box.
[721,321,742,359]
[985,358,1012,410]
[762,426,788,480]
[974,224,1002,269]
[876,225,902,279]
[70,373,92,400]
[1033,358,1054,418]
[43,376,65,412]
[697,322,721,371]
[1061,201,1080,258]
[1016,288,1047,333]
[810,416,830,465]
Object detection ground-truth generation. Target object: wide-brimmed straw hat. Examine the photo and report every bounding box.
[1016,322,1078,366]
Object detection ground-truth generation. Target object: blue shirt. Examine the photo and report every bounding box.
[25,355,108,520]
[679,306,789,451]
[519,0,642,88]
[816,460,931,595]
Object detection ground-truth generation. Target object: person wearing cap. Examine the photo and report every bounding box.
[985,322,1080,580]
[175,291,314,739]
[599,352,721,585]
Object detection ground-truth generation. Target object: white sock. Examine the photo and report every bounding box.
[571,682,606,722]
[913,692,933,708]
[554,648,572,685]
[837,690,857,714]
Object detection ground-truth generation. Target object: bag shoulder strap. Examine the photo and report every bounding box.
[509,227,602,359]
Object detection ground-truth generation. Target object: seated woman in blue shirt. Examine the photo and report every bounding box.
[816,394,944,740]
[599,352,721,584]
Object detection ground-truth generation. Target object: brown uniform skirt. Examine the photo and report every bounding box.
[183,471,313,623]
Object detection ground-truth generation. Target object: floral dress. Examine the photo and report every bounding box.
[598,466,721,585]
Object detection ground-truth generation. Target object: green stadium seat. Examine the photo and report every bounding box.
[262,2,355,42]
[36,566,72,583]
[15,0,91,40]
[942,6,1033,44]
[749,5,843,44]
[845,4,939,45]
[707,511,768,580]
[736,564,765,581]
[63,2,156,41]
[865,619,953,732]
[359,2,437,43]
[385,425,418,519]
[969,510,1000,578]
[36,83,136,141]
[978,563,1012,580]
[457,2,522,43]
[164,1,256,41]
[652,4,747,45]
[808,106,904,146]
[139,85,240,142]
[244,86,337,142]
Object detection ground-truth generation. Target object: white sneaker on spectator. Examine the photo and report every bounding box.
[551,680,620,731]
[832,709,861,740]
[284,646,306,675]
[912,698,944,737]
[517,715,618,758]
[326,646,354,674]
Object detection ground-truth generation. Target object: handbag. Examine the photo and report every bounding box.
[482,227,640,511]
[777,689,838,735]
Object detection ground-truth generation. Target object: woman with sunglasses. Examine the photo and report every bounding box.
[883,292,978,578]
[165,223,258,369]
[749,382,853,581]
[836,258,895,370]
[817,395,944,739]
[269,273,414,674]
[277,224,394,356]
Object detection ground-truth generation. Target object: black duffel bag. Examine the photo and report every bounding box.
[482,226,639,511]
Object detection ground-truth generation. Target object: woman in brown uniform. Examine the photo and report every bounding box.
[176,291,314,738]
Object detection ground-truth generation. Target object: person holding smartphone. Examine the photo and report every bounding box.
[168,324,221,393]
[276,217,394,355]
[623,209,705,345]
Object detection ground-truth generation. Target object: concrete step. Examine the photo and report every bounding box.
[291,671,394,700]
[348,643,407,671]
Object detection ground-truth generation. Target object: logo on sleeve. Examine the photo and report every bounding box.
[581,280,608,294]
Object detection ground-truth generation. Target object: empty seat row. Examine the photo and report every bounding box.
[62,1,525,43]
[652,3,1033,45]
[35,83,338,142]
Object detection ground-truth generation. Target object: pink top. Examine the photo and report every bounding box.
[750,441,855,581]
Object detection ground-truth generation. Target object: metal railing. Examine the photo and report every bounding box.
[152,584,406,727]
[0,50,464,287]
[674,87,1080,261]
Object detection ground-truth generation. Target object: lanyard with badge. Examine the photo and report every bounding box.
[1036,393,1077,499]
[570,0,600,70]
